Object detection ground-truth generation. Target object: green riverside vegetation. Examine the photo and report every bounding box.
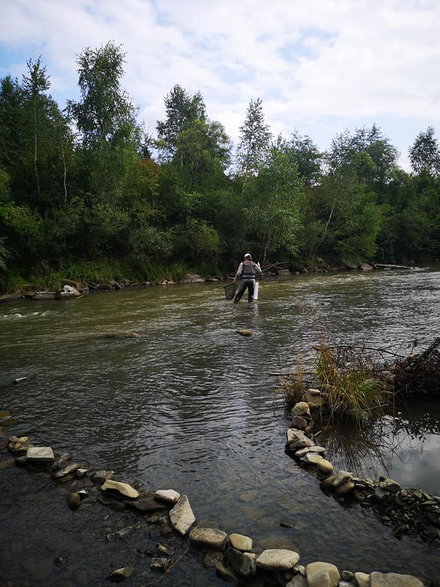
[1,42,440,292]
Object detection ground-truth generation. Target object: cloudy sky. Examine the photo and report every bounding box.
[1,0,439,169]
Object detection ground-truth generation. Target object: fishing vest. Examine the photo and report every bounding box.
[240,261,257,279]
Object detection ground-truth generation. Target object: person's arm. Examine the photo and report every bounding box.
[254,261,262,275]
[234,262,243,281]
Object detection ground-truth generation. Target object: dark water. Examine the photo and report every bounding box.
[1,268,440,585]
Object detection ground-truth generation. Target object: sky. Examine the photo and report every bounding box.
[1,0,440,170]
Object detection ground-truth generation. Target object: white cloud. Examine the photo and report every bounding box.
[1,0,439,166]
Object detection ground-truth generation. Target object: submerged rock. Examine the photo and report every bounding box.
[370,571,424,586]
[236,329,253,336]
[109,566,134,582]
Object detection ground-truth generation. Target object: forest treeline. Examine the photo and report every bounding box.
[1,41,439,291]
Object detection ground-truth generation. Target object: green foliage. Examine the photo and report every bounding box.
[2,45,440,290]
[236,97,271,176]
[173,219,220,265]
[156,84,206,161]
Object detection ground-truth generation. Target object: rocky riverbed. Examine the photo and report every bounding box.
[4,429,431,586]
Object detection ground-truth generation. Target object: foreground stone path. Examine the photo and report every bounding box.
[5,433,428,586]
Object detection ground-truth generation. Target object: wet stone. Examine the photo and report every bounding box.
[229,532,253,552]
[26,446,54,462]
[151,557,171,572]
[306,561,340,586]
[189,527,228,550]
[169,495,196,535]
[125,493,168,512]
[109,566,134,582]
[256,549,300,571]
[101,479,139,499]
[52,462,81,478]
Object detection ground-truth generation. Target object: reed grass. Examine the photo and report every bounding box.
[281,342,392,426]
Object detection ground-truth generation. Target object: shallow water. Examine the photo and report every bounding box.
[1,267,439,585]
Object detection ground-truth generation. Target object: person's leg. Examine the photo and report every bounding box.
[234,281,246,303]
[247,280,255,302]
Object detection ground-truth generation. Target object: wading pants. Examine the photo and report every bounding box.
[234,279,255,303]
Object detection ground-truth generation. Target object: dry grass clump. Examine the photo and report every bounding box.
[281,343,391,426]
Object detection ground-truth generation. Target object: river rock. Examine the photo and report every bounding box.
[291,402,311,418]
[301,453,334,474]
[379,478,401,494]
[189,527,228,550]
[229,532,253,552]
[292,415,308,429]
[304,389,323,407]
[155,489,181,503]
[109,566,134,581]
[236,329,253,336]
[8,436,32,453]
[370,572,424,586]
[286,575,307,587]
[26,446,54,462]
[306,561,340,586]
[354,572,370,587]
[151,557,171,571]
[286,428,315,450]
[225,548,257,577]
[332,471,353,488]
[67,492,81,510]
[49,453,71,471]
[101,479,139,499]
[169,495,196,535]
[358,263,374,271]
[334,480,355,495]
[125,493,168,512]
[256,549,300,571]
[90,470,114,484]
[52,462,81,478]
[295,446,326,457]
[180,273,205,283]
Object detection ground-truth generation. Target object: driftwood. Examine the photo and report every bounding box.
[392,337,440,396]
[375,263,415,270]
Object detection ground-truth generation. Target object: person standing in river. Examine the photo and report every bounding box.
[233,253,261,303]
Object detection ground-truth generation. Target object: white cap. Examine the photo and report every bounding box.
[244,253,252,258]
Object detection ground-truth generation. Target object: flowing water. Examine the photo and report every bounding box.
[1,267,440,585]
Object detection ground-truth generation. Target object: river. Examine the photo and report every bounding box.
[1,267,439,585]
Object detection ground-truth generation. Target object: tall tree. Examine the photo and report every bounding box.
[68,42,141,203]
[156,84,206,161]
[22,57,50,199]
[287,130,322,188]
[236,98,271,176]
[409,127,440,176]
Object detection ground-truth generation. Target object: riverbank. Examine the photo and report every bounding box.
[0,261,418,302]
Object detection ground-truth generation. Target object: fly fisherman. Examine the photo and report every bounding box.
[233,253,261,303]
